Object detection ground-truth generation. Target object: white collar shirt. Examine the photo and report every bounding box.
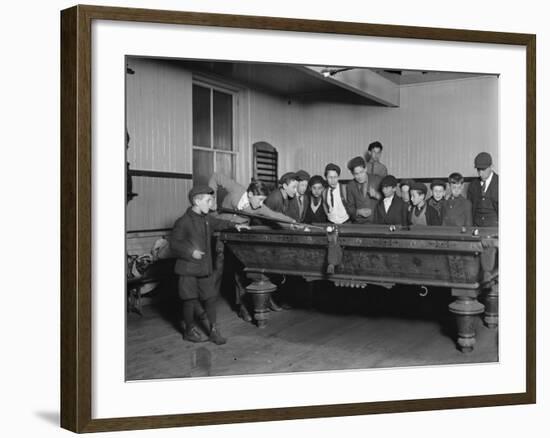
[327,184,349,224]
[383,195,394,213]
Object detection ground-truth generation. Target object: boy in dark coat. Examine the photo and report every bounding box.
[373,175,409,226]
[442,172,473,227]
[264,172,300,222]
[427,180,446,225]
[345,156,381,224]
[303,175,328,224]
[170,185,248,344]
[408,182,440,226]
[295,170,311,222]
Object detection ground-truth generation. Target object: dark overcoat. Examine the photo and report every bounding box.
[170,208,232,277]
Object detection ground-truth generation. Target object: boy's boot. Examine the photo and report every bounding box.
[184,325,207,343]
[209,324,227,345]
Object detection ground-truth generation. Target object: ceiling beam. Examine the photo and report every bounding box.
[299,66,400,107]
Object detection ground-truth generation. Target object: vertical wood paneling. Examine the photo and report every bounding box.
[291,76,498,179]
[126,58,192,173]
[126,58,194,230]
[249,90,302,176]
[126,177,193,231]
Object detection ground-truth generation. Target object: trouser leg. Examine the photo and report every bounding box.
[203,296,217,326]
[182,299,197,328]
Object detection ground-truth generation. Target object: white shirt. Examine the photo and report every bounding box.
[482,171,494,193]
[237,191,250,210]
[327,184,349,224]
[383,195,394,213]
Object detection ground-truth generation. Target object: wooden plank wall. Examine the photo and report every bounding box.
[126,58,194,232]
[126,176,193,231]
[126,57,192,173]
[280,76,498,179]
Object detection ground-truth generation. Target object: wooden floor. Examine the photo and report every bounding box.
[126,284,498,380]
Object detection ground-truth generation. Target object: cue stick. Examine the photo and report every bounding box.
[217,208,328,231]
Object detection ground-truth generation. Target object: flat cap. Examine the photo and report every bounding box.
[308,175,326,188]
[324,163,341,176]
[347,156,366,172]
[278,172,297,185]
[399,178,415,188]
[410,182,427,195]
[295,170,311,181]
[380,175,398,188]
[430,179,446,190]
[474,152,493,169]
[188,185,214,203]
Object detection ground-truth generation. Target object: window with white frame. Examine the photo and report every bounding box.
[192,81,236,186]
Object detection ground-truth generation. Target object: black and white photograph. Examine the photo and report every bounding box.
[125,56,499,380]
[5,0,545,436]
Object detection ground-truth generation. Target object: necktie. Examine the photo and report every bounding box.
[361,182,367,198]
[330,188,335,208]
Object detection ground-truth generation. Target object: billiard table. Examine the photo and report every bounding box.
[219,224,498,353]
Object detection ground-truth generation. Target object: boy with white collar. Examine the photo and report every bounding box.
[322,163,350,225]
[373,175,408,226]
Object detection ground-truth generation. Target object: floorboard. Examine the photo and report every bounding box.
[126,285,498,380]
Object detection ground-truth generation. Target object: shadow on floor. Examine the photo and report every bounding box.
[34,411,59,427]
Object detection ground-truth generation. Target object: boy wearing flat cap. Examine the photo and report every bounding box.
[442,172,473,227]
[295,170,311,222]
[346,156,381,224]
[303,175,328,224]
[467,152,498,227]
[264,172,301,222]
[322,163,350,225]
[427,180,446,225]
[373,175,409,225]
[170,186,248,344]
[408,182,440,226]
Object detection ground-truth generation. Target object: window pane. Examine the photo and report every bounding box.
[216,152,235,179]
[192,149,214,186]
[213,90,233,151]
[193,85,211,148]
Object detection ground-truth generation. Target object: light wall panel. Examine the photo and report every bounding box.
[126,58,192,173]
[291,76,498,179]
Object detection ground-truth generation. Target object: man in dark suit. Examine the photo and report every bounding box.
[373,175,409,226]
[467,152,498,227]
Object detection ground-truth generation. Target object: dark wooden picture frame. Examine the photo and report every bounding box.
[60,4,536,433]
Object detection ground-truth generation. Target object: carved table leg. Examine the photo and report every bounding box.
[483,282,499,329]
[304,279,316,309]
[245,273,277,329]
[448,289,485,353]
